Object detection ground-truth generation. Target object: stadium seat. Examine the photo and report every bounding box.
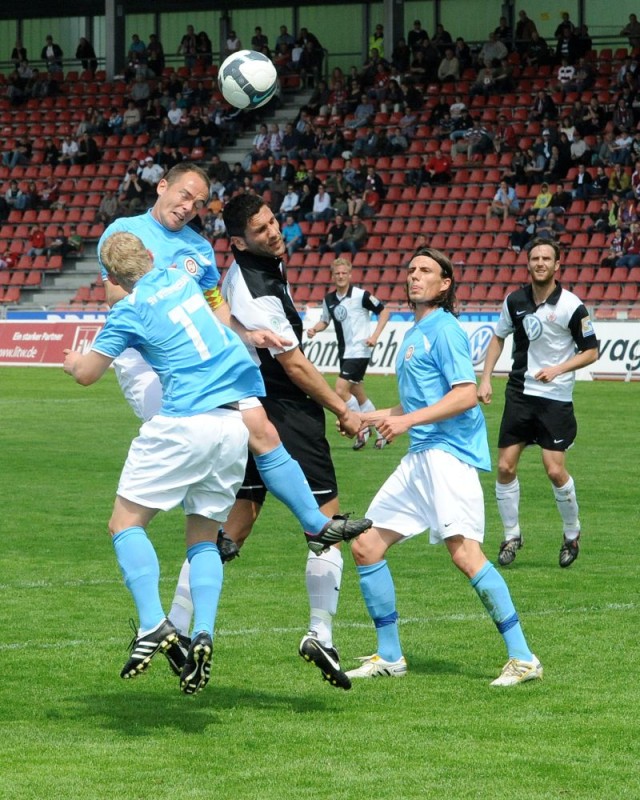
[620,284,638,302]
[2,286,21,304]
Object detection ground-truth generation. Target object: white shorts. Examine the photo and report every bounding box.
[114,349,162,422]
[117,409,249,520]
[114,348,262,420]
[366,449,485,544]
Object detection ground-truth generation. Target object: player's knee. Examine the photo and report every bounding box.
[247,420,281,455]
[497,462,517,483]
[350,531,384,565]
[545,463,568,486]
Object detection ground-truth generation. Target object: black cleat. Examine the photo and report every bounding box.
[164,633,191,676]
[180,631,213,694]
[299,632,351,690]
[217,529,240,563]
[305,514,372,555]
[498,536,523,566]
[120,618,179,679]
[559,534,580,568]
[352,429,369,450]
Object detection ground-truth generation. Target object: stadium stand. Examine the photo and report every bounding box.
[0,40,639,320]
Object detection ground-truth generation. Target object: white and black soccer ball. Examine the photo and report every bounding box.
[218,50,278,110]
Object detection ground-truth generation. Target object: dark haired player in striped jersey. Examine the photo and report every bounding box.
[478,238,598,568]
[307,257,391,450]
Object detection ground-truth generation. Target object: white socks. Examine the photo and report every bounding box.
[305,546,343,647]
[496,478,521,539]
[553,476,580,538]
[167,558,193,635]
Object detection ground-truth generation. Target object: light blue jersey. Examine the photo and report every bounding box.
[98,211,219,292]
[93,267,265,416]
[397,308,490,471]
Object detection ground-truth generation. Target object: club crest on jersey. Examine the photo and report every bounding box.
[183,257,198,275]
[270,316,282,331]
[334,305,348,322]
[523,315,543,341]
[405,345,414,360]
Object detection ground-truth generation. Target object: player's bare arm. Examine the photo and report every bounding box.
[276,346,360,436]
[365,306,391,347]
[478,334,505,404]
[534,346,599,383]
[63,349,114,386]
[359,403,404,427]
[307,320,329,338]
[212,300,292,350]
[376,383,478,443]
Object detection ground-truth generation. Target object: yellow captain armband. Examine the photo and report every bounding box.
[204,286,224,310]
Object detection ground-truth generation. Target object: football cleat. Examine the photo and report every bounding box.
[345,654,408,679]
[490,655,543,686]
[498,535,523,566]
[353,428,370,450]
[559,534,580,568]
[164,632,191,676]
[305,514,372,555]
[120,618,179,679]
[180,631,213,694]
[217,529,240,563]
[374,436,389,450]
[299,632,351,690]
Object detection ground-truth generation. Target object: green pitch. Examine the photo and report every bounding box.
[1,368,638,800]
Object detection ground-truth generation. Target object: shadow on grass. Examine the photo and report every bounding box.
[402,654,486,680]
[61,682,342,736]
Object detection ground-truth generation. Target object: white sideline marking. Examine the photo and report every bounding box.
[0,603,635,652]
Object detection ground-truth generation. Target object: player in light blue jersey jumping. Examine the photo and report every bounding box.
[64,231,265,694]
[97,164,369,687]
[343,247,543,687]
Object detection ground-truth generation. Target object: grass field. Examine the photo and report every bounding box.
[1,367,639,800]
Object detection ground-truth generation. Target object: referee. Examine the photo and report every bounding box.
[478,238,598,568]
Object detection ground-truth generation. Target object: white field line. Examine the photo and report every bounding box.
[0,599,635,652]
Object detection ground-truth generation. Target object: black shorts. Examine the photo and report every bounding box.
[498,387,577,451]
[339,357,370,383]
[237,394,338,506]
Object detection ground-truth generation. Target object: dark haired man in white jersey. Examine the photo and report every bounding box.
[478,238,598,568]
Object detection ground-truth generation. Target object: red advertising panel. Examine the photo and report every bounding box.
[0,321,104,366]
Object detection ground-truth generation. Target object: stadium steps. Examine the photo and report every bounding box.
[20,247,100,308]
[219,88,313,165]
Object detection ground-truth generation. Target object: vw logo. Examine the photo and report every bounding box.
[334,305,348,322]
[469,325,494,365]
[523,315,543,341]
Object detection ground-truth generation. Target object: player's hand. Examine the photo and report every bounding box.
[336,409,361,438]
[374,415,410,443]
[365,336,377,347]
[246,329,292,350]
[62,348,81,375]
[477,379,492,404]
[534,366,561,383]
[307,327,317,339]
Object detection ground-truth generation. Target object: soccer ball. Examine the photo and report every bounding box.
[218,50,278,110]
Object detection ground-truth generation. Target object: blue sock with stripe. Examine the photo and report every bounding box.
[471,562,533,661]
[187,541,223,638]
[255,444,328,534]
[357,561,402,662]
[112,526,164,632]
